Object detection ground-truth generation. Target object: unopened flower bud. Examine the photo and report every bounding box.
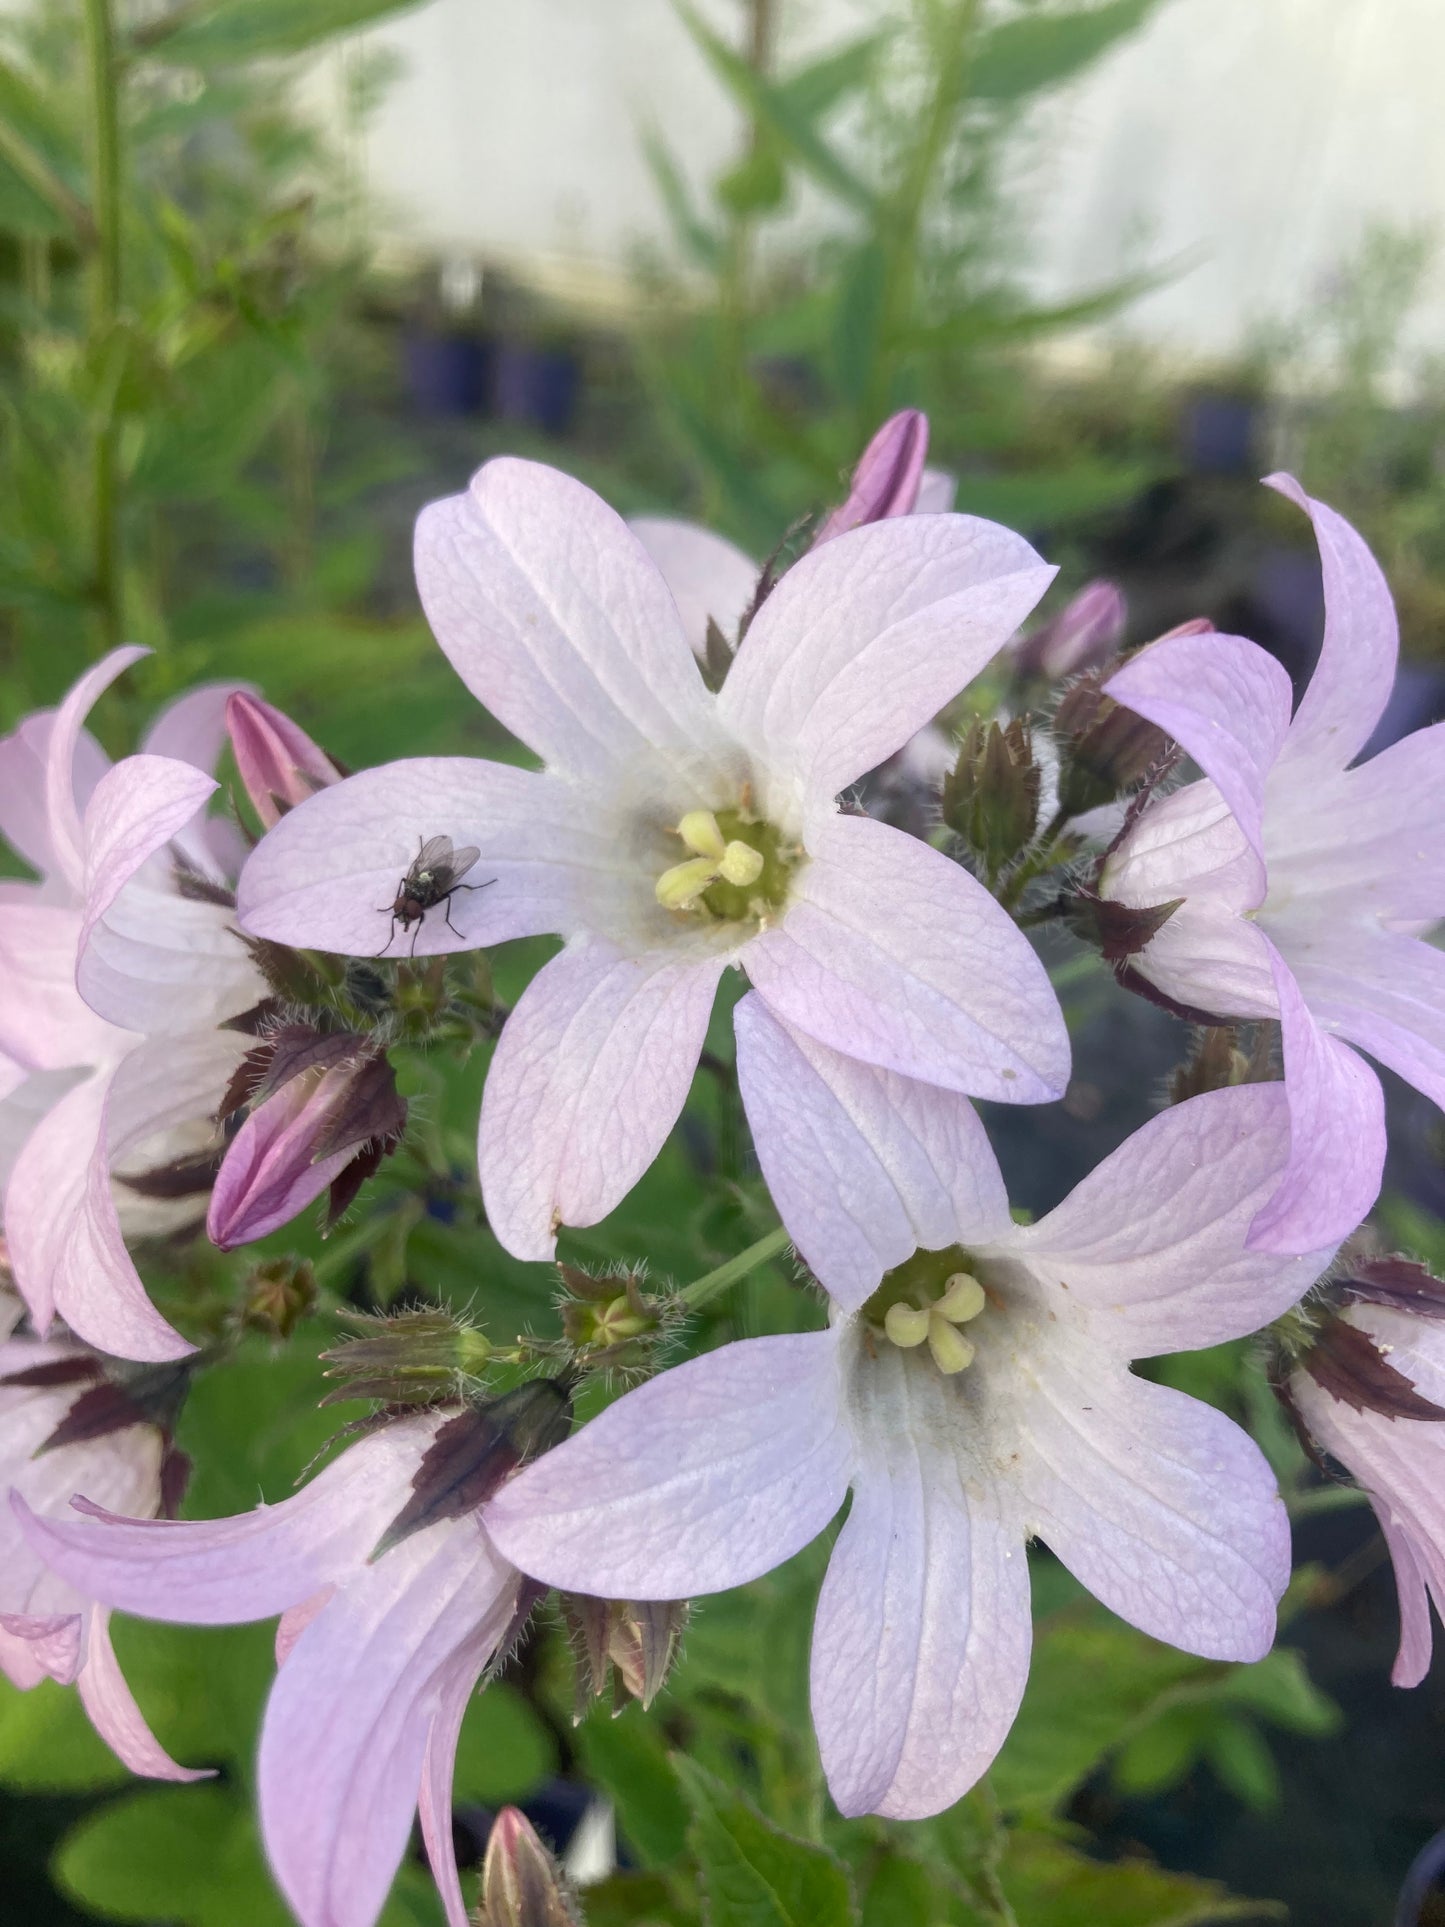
[226,692,343,830]
[241,1256,317,1339]
[476,1806,582,1927]
[1168,1025,1253,1104]
[208,1030,406,1250]
[561,1592,689,1719]
[1014,580,1127,681]
[1053,672,1171,817]
[813,409,929,547]
[941,716,1040,879]
[557,1265,673,1375]
[320,1306,494,1408]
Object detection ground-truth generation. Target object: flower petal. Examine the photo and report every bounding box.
[479,939,725,1260]
[417,1634,499,1927]
[77,1607,212,1782]
[811,1345,1031,1819]
[258,1519,515,1927]
[10,1417,440,1622]
[746,813,1069,1101]
[719,513,1054,806]
[629,516,758,656]
[1017,1354,1288,1659]
[1105,630,1292,886]
[1269,474,1399,775]
[414,457,736,796]
[43,647,150,895]
[237,757,633,957]
[1101,778,1259,913]
[1125,895,1280,1022]
[734,993,1010,1311]
[1375,1503,1436,1689]
[1246,941,1386,1254]
[0,901,124,1070]
[0,711,109,884]
[206,1073,357,1252]
[1281,924,1445,1114]
[484,1332,851,1597]
[1013,1084,1331,1353]
[141,681,249,774]
[914,469,957,514]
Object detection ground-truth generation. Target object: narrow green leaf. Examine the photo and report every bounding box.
[674,1754,858,1927]
[970,0,1163,103]
[143,0,429,65]
[641,125,724,268]
[1205,1717,1280,1813]
[777,31,888,120]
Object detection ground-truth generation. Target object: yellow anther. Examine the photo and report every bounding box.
[718,840,765,888]
[927,1316,976,1375]
[655,856,721,911]
[884,1301,931,1348]
[677,810,727,860]
[936,1272,986,1324]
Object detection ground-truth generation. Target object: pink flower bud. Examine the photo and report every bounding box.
[225,692,342,830]
[477,1807,582,1927]
[813,409,930,546]
[1014,580,1127,681]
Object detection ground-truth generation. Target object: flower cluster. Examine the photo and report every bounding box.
[3,412,1442,1927]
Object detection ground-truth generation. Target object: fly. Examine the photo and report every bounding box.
[379,835,492,957]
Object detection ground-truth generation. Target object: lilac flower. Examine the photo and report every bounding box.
[1012,578,1127,681]
[1098,476,1444,1253]
[226,691,344,830]
[236,456,1068,1259]
[485,998,1330,1818]
[0,1330,201,1781]
[1290,1297,1445,1688]
[0,648,265,1359]
[15,1412,530,1927]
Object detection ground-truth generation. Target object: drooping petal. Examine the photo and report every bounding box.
[1016,1352,1288,1659]
[478,938,725,1260]
[258,1518,515,1927]
[141,681,249,775]
[11,1417,440,1623]
[811,1344,1031,1819]
[1268,474,1399,776]
[0,1417,164,1621]
[484,1332,852,1598]
[414,457,737,798]
[0,901,125,1071]
[746,812,1069,1102]
[0,710,109,884]
[1105,631,1293,889]
[5,1070,120,1342]
[629,517,759,657]
[43,647,150,896]
[77,1607,212,1783]
[734,994,1010,1311]
[719,512,1053,808]
[417,1632,499,1927]
[1246,941,1386,1254]
[1374,1504,1436,1689]
[1281,924,1445,1114]
[238,757,637,958]
[1013,1083,1331,1354]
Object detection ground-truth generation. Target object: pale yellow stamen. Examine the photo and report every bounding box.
[936,1272,986,1324]
[882,1268,988,1375]
[657,810,767,910]
[655,855,722,911]
[718,841,764,887]
[927,1318,976,1375]
[884,1302,931,1348]
[678,810,727,861]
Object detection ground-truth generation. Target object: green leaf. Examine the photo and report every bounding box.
[146,0,429,65]
[778,32,888,121]
[575,1708,690,1868]
[970,0,1163,103]
[675,2,875,211]
[450,1682,556,1804]
[0,1675,132,1793]
[1110,1706,1207,1798]
[1205,1717,1280,1813]
[583,1871,693,1927]
[831,241,888,404]
[674,1755,858,1927]
[1214,1648,1340,1738]
[860,1853,953,1927]
[641,125,723,269]
[0,54,87,237]
[999,1828,1284,1926]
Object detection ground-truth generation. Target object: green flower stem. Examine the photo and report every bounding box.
[678,1224,791,1310]
[83,0,124,650]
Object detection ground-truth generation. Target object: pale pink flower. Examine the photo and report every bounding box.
[1291,1299,1445,1688]
[1012,578,1127,681]
[486,998,1329,1818]
[226,691,344,830]
[0,1332,201,1781]
[1099,476,1444,1253]
[0,648,265,1359]
[15,1411,530,1927]
[236,456,1067,1259]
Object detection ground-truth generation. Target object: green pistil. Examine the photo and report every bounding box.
[860,1244,978,1327]
[699,809,797,921]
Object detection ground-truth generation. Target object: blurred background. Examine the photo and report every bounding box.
[0,2,1442,1923]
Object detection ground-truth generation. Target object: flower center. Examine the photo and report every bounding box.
[861,1244,989,1376]
[654,808,796,923]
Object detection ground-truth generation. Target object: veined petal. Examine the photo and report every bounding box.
[237,757,635,957]
[1013,1084,1332,1354]
[11,1417,441,1623]
[719,512,1053,807]
[734,994,1010,1311]
[746,813,1068,1102]
[44,647,150,896]
[1375,1505,1437,1689]
[0,901,125,1071]
[484,1332,852,1597]
[1017,1353,1288,1659]
[417,1629,505,1927]
[77,1607,211,1783]
[141,681,250,775]
[812,1345,1030,1819]
[630,516,758,658]
[1246,941,1386,1254]
[1102,778,1259,913]
[0,1418,163,1620]
[1125,896,1279,1022]
[478,939,725,1260]
[0,710,109,884]
[1269,474,1399,776]
[414,457,737,798]
[258,1519,515,1927]
[1281,924,1445,1113]
[1105,631,1292,876]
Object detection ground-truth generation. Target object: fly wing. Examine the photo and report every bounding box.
[414,833,455,873]
[443,844,481,883]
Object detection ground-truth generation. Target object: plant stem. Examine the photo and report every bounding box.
[678,1224,791,1310]
[83,0,124,651]
[0,118,95,246]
